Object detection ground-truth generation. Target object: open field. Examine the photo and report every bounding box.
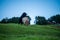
[0,23,60,40]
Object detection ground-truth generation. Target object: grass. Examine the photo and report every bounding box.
[0,23,60,40]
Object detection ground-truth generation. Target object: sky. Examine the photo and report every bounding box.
[0,0,60,24]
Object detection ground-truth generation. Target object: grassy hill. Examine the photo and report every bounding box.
[0,23,60,40]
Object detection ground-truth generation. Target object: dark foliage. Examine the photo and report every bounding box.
[48,14,60,24]
[0,12,31,24]
[8,17,19,23]
[35,16,47,25]
[0,17,19,23]
[0,17,8,23]
[0,13,60,25]
[19,12,27,24]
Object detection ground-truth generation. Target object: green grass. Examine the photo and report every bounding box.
[0,23,60,40]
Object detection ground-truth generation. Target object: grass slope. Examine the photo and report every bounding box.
[0,23,60,40]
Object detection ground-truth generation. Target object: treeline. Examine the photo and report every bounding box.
[0,14,60,25]
[0,17,19,23]
[35,14,60,25]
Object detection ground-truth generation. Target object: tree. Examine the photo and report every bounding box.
[48,14,60,24]
[35,16,47,25]
[1,17,8,23]
[0,17,19,23]
[19,12,27,24]
[7,17,19,23]
[19,12,31,24]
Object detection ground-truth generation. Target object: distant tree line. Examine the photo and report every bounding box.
[35,14,60,25]
[0,12,31,25]
[35,16,47,25]
[0,14,60,25]
[0,17,19,23]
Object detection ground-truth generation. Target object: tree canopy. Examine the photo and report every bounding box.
[35,16,47,25]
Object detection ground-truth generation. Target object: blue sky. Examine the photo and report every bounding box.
[0,0,60,24]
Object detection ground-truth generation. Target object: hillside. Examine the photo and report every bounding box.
[0,23,60,40]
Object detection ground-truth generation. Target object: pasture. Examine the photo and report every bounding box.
[0,23,60,40]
